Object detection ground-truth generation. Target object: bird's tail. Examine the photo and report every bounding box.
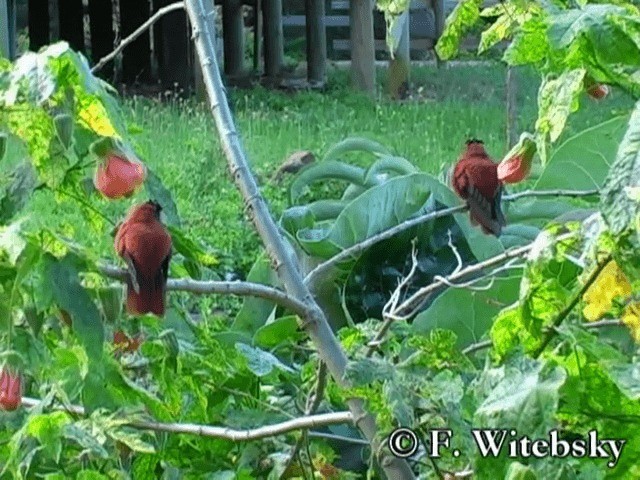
[467,185,506,237]
[125,279,166,316]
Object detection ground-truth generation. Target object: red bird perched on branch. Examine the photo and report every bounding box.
[451,139,506,236]
[115,200,172,316]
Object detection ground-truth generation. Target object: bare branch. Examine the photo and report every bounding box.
[532,254,613,357]
[281,361,329,477]
[184,1,414,477]
[20,396,352,441]
[305,189,598,287]
[98,264,308,318]
[91,2,185,73]
[366,231,577,356]
[462,319,625,356]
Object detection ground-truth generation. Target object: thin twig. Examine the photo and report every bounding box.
[91,2,185,73]
[365,232,577,356]
[20,396,353,441]
[461,312,624,355]
[532,255,613,358]
[305,189,599,287]
[99,264,308,317]
[281,362,329,478]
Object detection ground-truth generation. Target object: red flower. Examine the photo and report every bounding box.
[94,153,147,199]
[0,368,22,411]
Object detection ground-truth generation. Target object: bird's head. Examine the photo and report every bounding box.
[127,200,163,222]
[464,138,488,157]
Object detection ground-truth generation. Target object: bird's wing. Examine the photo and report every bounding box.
[467,183,503,236]
[122,251,141,294]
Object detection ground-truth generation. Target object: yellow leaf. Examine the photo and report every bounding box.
[78,99,119,138]
[582,261,631,321]
[622,302,640,342]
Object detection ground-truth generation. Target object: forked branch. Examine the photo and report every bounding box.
[183,1,415,478]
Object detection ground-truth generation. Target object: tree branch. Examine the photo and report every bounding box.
[532,254,613,358]
[367,231,577,356]
[183,1,415,478]
[20,396,352,441]
[98,264,308,318]
[91,2,185,74]
[305,189,598,287]
[462,319,625,356]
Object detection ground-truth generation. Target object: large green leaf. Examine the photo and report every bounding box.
[412,275,520,346]
[436,0,484,60]
[535,114,630,190]
[289,160,367,204]
[600,101,640,234]
[232,253,281,334]
[322,136,392,162]
[42,253,104,359]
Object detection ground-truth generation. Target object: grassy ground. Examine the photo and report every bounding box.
[29,63,633,281]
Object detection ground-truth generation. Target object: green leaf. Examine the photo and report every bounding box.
[505,462,537,480]
[53,113,73,149]
[107,428,155,454]
[232,253,281,333]
[535,69,587,155]
[344,358,396,386]
[63,423,110,459]
[322,136,392,162]
[25,411,71,463]
[144,167,180,227]
[167,225,218,269]
[536,114,630,190]
[0,160,38,224]
[42,253,104,359]
[503,15,549,66]
[600,101,640,234]
[253,315,304,348]
[235,343,295,377]
[412,275,520,347]
[289,160,366,204]
[0,132,6,161]
[436,0,484,60]
[474,360,566,476]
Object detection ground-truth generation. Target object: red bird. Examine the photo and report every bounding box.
[451,139,506,236]
[115,200,172,316]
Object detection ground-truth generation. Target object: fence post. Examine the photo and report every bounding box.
[350,0,375,95]
[262,0,283,78]
[222,0,244,76]
[1,0,16,59]
[305,0,326,85]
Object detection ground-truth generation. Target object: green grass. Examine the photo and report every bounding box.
[28,63,634,281]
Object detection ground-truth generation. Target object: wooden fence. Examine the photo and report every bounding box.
[1,0,455,91]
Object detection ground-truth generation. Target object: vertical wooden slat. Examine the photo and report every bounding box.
[253,0,262,72]
[28,0,50,51]
[119,0,151,83]
[262,0,283,78]
[49,0,60,41]
[350,0,375,94]
[88,0,114,78]
[305,0,326,84]
[155,0,190,93]
[59,0,85,52]
[222,0,244,76]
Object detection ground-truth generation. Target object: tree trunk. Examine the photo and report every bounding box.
[223,0,244,76]
[305,0,326,85]
[262,0,283,78]
[349,0,375,95]
[184,1,416,478]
